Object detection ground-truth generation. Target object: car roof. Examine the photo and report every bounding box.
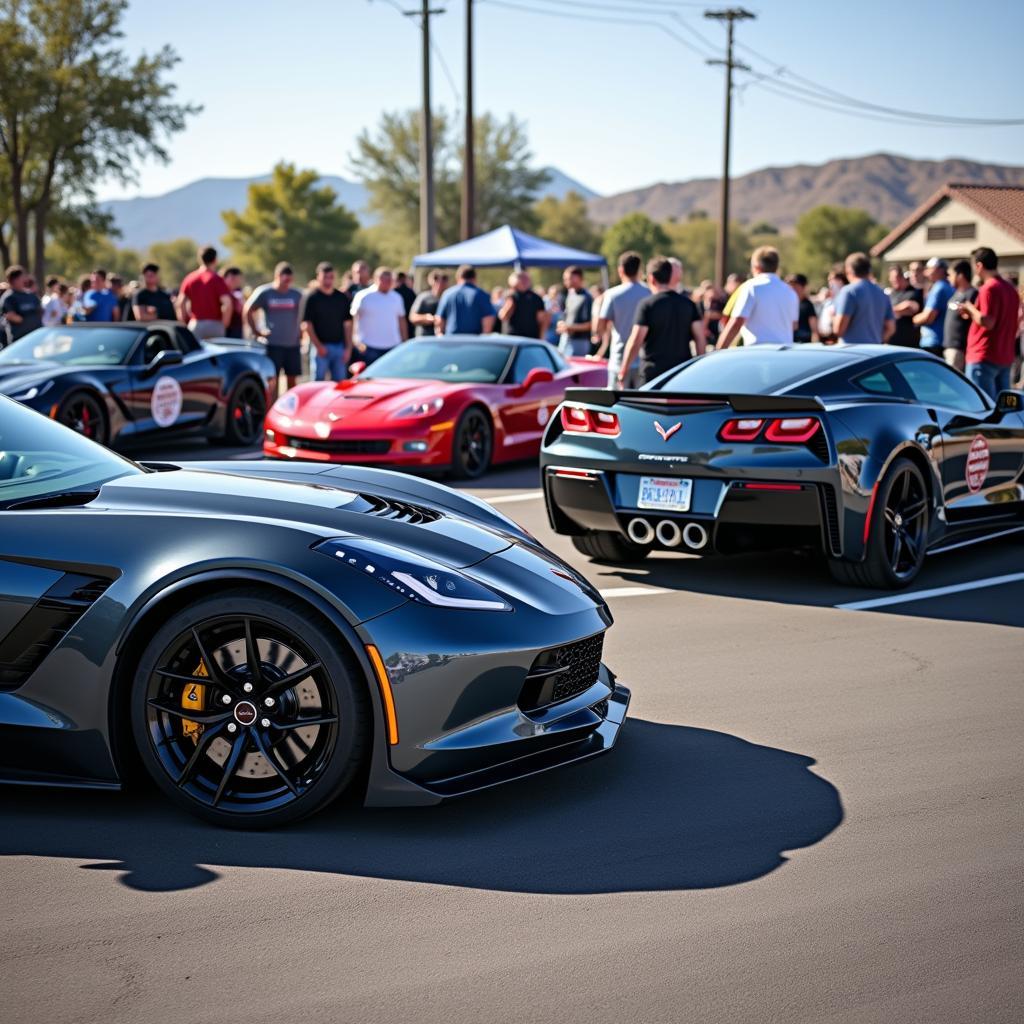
[712,343,939,365]
[38,321,171,330]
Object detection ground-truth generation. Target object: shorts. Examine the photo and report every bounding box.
[190,319,225,340]
[608,365,641,390]
[267,345,302,377]
[943,348,965,372]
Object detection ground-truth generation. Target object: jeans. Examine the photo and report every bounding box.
[314,343,347,381]
[360,346,392,366]
[966,360,1010,400]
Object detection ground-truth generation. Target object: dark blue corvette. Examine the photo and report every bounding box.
[0,322,275,448]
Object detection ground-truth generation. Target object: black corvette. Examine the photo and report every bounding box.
[0,322,275,448]
[0,396,627,826]
[541,345,1024,589]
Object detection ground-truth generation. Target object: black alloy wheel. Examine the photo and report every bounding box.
[452,407,493,479]
[131,589,367,827]
[58,391,108,445]
[829,457,929,589]
[224,378,267,446]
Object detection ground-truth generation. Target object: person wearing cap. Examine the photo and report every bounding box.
[913,258,954,356]
[245,261,304,396]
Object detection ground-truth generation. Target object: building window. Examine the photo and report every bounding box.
[927,225,950,241]
[951,222,977,240]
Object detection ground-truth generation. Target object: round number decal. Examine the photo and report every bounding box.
[966,434,990,493]
[151,375,184,428]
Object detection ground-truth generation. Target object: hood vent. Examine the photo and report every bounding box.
[357,493,443,525]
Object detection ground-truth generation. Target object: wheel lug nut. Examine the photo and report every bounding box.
[263,697,275,707]
[221,695,232,705]
[260,718,271,728]
[243,682,254,693]
[227,723,237,733]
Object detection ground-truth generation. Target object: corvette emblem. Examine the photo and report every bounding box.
[654,421,681,442]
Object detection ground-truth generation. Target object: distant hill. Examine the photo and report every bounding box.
[102,166,598,251]
[587,153,1024,230]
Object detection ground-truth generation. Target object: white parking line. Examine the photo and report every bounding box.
[836,572,1024,612]
[485,490,544,505]
[599,586,673,599]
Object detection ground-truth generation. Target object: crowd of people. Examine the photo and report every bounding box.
[2,240,1022,401]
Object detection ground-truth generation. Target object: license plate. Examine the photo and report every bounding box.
[638,476,692,512]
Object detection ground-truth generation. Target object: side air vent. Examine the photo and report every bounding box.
[0,573,112,688]
[807,429,830,463]
[358,493,443,525]
[519,632,605,711]
[819,485,842,556]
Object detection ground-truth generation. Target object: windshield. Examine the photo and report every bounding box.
[651,347,858,394]
[0,326,141,367]
[360,341,513,383]
[0,397,140,507]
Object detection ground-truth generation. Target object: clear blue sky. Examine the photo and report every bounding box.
[104,0,1024,200]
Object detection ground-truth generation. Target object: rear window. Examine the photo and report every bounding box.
[652,348,852,394]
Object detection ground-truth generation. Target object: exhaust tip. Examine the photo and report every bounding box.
[682,522,709,550]
[655,519,683,547]
[626,517,655,545]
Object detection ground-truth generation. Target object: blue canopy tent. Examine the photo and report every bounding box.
[413,225,607,284]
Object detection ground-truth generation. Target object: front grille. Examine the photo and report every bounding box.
[819,484,842,556]
[358,493,443,525]
[519,632,604,711]
[286,437,391,455]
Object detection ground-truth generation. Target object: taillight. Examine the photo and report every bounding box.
[560,405,620,437]
[764,417,820,443]
[719,418,764,442]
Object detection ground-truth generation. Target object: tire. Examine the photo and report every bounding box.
[56,390,109,446]
[571,530,651,564]
[450,406,493,479]
[222,377,267,446]
[828,457,929,589]
[130,587,368,828]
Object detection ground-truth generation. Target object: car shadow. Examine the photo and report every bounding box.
[0,720,842,895]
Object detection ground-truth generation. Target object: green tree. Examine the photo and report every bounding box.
[352,109,550,253]
[601,212,670,267]
[0,0,196,280]
[221,162,361,281]
[534,191,603,254]
[144,237,198,286]
[794,205,887,281]
[663,218,751,284]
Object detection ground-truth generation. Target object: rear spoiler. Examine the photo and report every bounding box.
[564,388,825,413]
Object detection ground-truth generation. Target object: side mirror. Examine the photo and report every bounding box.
[514,366,554,395]
[348,360,366,378]
[146,348,183,373]
[995,389,1022,414]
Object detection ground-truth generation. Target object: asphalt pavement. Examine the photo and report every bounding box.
[2,445,1022,1024]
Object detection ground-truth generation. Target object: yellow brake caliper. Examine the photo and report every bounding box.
[181,659,209,742]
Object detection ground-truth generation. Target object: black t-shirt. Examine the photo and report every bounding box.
[1,289,42,341]
[501,288,545,338]
[396,283,416,315]
[130,287,176,321]
[299,288,351,344]
[943,286,978,351]
[634,290,700,380]
[409,290,440,336]
[795,297,816,343]
[889,286,923,347]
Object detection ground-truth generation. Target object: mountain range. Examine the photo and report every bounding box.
[586,153,1024,229]
[101,167,598,251]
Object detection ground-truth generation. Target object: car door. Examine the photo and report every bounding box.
[500,345,567,455]
[893,358,1024,521]
[127,328,222,437]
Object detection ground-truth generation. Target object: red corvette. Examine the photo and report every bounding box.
[263,335,608,478]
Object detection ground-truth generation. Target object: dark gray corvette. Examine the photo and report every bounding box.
[0,396,627,827]
[542,345,1024,589]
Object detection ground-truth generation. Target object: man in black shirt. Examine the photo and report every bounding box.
[299,261,352,381]
[498,270,548,339]
[942,259,978,372]
[130,263,176,321]
[886,265,923,347]
[346,260,371,300]
[1,265,43,343]
[786,273,818,343]
[409,270,448,337]
[395,270,416,333]
[619,257,705,385]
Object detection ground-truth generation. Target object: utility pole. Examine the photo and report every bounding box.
[461,0,475,240]
[705,7,754,287]
[406,1,445,254]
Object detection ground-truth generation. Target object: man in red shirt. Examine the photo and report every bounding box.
[961,247,1020,399]
[176,246,231,340]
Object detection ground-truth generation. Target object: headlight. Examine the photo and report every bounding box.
[9,380,53,402]
[273,392,299,416]
[315,538,511,611]
[391,397,444,419]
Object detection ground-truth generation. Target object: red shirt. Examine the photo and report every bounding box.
[966,275,1020,367]
[180,268,229,321]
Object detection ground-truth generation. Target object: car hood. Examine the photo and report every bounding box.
[276,378,465,429]
[94,468,512,568]
[0,362,70,393]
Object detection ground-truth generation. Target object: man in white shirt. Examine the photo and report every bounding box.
[41,277,69,326]
[717,246,798,347]
[351,266,408,365]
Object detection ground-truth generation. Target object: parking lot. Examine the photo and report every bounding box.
[2,444,1022,1024]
